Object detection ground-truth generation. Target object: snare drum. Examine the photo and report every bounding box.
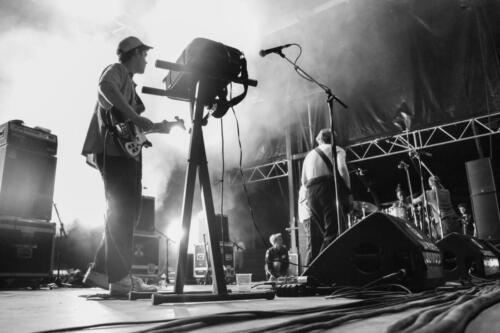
[388,206,408,220]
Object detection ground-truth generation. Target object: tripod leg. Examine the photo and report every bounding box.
[198,138,227,295]
[174,97,204,294]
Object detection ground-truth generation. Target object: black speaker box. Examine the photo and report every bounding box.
[465,158,500,240]
[302,212,444,291]
[0,219,55,277]
[136,196,155,232]
[131,231,160,277]
[215,214,229,243]
[436,233,500,280]
[0,145,57,221]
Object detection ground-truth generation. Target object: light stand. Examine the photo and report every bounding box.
[275,49,348,235]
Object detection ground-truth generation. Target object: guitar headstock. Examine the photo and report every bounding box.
[152,117,186,134]
[172,116,186,131]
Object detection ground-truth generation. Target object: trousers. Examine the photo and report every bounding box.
[92,154,142,283]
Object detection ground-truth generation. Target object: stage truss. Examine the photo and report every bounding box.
[232,112,500,184]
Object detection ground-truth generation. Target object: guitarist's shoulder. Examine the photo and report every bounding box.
[101,63,129,82]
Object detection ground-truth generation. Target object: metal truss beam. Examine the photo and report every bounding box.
[229,160,288,185]
[233,112,500,184]
[346,112,500,163]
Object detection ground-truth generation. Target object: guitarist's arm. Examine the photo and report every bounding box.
[99,81,153,131]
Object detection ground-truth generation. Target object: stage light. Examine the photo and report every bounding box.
[166,219,184,241]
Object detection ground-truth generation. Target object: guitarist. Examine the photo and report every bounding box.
[81,36,157,297]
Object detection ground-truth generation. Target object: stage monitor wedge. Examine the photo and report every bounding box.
[436,232,500,281]
[302,212,444,292]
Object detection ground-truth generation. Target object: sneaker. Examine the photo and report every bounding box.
[109,275,158,297]
[131,276,158,293]
[109,275,132,297]
[83,266,109,290]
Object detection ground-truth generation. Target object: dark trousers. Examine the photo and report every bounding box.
[92,154,142,283]
[306,177,348,257]
[302,218,322,266]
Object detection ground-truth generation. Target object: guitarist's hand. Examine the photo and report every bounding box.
[133,116,154,131]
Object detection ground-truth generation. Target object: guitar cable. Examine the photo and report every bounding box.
[220,116,226,267]
[231,104,268,248]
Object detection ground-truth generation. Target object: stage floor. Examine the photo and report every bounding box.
[0,284,499,332]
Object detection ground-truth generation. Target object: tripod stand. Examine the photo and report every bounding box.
[140,57,274,304]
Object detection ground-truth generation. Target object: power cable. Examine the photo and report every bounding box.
[231,106,268,248]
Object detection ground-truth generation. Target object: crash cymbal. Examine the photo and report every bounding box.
[381,200,397,208]
[352,201,378,213]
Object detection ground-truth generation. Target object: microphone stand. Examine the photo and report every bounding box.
[409,151,443,240]
[409,151,432,238]
[53,203,67,286]
[275,49,348,236]
[417,159,444,239]
[398,161,419,229]
[155,228,176,284]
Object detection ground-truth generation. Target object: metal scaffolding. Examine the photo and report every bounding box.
[234,111,500,184]
[346,112,500,163]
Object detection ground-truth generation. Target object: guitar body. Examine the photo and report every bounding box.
[103,107,184,160]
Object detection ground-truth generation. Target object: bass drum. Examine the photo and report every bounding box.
[388,206,408,221]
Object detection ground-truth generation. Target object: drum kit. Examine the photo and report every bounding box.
[348,196,424,229]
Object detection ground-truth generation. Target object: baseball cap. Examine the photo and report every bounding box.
[117,36,153,55]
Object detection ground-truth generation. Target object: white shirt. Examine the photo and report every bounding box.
[297,185,311,222]
[301,144,350,189]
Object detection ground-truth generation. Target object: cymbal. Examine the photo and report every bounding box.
[381,200,397,207]
[352,201,378,214]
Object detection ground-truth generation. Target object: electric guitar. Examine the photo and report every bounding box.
[103,108,185,160]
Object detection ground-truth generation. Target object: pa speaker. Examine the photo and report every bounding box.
[131,231,160,277]
[436,233,500,280]
[302,212,444,291]
[0,145,57,221]
[136,196,155,232]
[465,158,500,240]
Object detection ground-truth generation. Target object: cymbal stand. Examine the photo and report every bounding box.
[409,150,443,239]
[398,161,419,228]
[416,158,444,239]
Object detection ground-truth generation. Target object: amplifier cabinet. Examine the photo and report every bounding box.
[193,242,234,280]
[131,230,160,278]
[0,120,57,155]
[0,145,57,221]
[0,219,55,277]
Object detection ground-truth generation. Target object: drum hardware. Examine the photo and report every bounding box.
[408,150,444,240]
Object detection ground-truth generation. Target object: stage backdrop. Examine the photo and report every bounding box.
[255,0,500,146]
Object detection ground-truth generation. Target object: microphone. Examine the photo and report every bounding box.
[259,44,293,57]
[398,161,409,169]
[421,151,432,157]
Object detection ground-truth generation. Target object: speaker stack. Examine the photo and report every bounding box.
[0,120,57,282]
[465,158,500,241]
[132,196,160,278]
[302,212,444,291]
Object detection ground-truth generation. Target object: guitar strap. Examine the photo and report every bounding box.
[313,146,351,234]
[313,147,351,198]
